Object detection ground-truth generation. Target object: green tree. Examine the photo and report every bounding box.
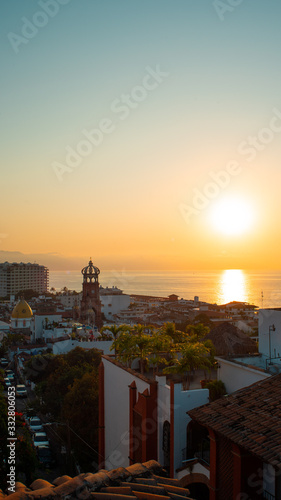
[164,342,212,390]
[160,322,188,344]
[61,371,99,471]
[0,392,8,488]
[112,329,151,375]
[100,324,130,357]
[193,313,213,328]
[186,323,210,341]
[206,380,226,402]
[149,330,172,376]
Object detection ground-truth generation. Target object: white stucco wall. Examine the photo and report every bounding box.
[52,339,113,355]
[11,318,32,329]
[263,463,276,497]
[155,375,209,475]
[217,357,269,394]
[173,385,209,474]
[33,314,62,340]
[43,327,72,340]
[103,357,149,470]
[156,376,171,467]
[177,461,210,481]
[101,294,130,320]
[259,309,281,360]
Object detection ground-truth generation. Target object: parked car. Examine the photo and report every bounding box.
[0,358,9,367]
[29,417,44,433]
[5,370,15,382]
[36,445,56,468]
[4,377,11,389]
[33,432,49,448]
[16,384,27,398]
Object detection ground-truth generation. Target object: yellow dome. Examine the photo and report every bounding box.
[11,299,33,319]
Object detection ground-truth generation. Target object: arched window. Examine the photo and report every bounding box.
[162,420,170,469]
[185,421,210,465]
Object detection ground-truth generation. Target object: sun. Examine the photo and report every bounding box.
[208,196,254,236]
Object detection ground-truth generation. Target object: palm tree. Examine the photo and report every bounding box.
[164,342,212,390]
[100,324,130,357]
[186,323,210,341]
[112,329,151,374]
[149,329,172,377]
[160,322,188,345]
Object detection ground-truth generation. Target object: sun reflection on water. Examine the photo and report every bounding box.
[218,269,247,304]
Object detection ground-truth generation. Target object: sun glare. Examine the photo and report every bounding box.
[209,196,254,236]
[219,269,247,304]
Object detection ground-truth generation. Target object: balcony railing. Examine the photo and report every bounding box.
[263,491,275,500]
[182,439,210,466]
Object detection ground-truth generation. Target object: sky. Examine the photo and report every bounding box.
[1,0,281,271]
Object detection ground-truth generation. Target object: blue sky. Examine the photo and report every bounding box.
[1,0,281,270]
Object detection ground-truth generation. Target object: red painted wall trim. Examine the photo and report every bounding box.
[98,361,105,468]
[170,381,174,478]
[149,381,158,460]
[129,381,137,465]
[208,428,218,500]
[232,443,242,500]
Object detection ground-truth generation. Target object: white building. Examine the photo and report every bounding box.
[51,338,113,356]
[56,292,82,308]
[216,308,281,394]
[11,299,33,331]
[99,355,209,480]
[0,262,49,297]
[31,313,62,342]
[100,286,130,320]
[0,320,10,332]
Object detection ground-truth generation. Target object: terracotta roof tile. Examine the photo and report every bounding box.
[151,477,182,486]
[52,476,72,487]
[131,492,168,500]
[189,373,281,468]
[130,479,157,486]
[0,462,191,500]
[29,480,53,491]
[90,494,137,500]
[157,485,190,497]
[53,475,87,497]
[1,493,27,500]
[100,487,133,495]
[121,484,166,495]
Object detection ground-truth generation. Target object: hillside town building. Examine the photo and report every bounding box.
[79,258,103,329]
[189,373,281,500]
[0,261,49,297]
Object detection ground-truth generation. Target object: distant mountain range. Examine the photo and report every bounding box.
[0,251,90,271]
[0,251,154,271]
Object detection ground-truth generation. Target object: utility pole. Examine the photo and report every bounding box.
[66,420,71,473]
[268,324,275,365]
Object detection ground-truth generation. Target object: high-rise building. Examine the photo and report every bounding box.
[0,262,49,297]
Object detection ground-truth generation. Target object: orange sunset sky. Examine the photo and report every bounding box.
[1,1,281,271]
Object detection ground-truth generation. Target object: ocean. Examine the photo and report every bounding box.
[49,269,281,309]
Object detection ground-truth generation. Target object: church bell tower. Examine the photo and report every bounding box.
[80,258,103,329]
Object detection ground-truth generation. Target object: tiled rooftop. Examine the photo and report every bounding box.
[1,461,194,500]
[189,373,281,468]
